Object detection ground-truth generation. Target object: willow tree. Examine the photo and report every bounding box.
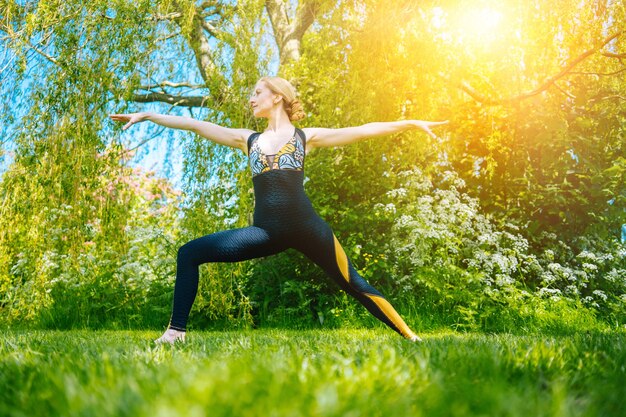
[0,0,331,326]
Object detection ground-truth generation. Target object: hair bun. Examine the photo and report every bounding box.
[288,99,306,122]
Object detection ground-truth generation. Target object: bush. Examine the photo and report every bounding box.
[0,143,183,329]
[376,167,624,331]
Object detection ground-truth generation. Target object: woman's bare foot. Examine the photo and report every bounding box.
[409,334,423,342]
[154,328,186,344]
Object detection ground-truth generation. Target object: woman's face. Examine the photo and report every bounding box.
[249,81,279,119]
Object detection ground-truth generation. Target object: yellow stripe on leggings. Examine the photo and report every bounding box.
[333,235,350,283]
[367,294,417,340]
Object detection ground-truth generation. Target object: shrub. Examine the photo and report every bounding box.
[376,167,624,331]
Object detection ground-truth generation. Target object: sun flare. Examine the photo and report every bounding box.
[462,7,503,38]
[431,5,505,44]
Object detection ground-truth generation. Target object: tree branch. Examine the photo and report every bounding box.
[26,40,59,66]
[200,19,221,39]
[553,81,576,99]
[601,51,626,59]
[265,0,290,52]
[293,0,320,39]
[187,14,229,100]
[0,52,15,82]
[140,81,207,90]
[265,0,323,68]
[570,68,626,77]
[154,32,182,44]
[153,12,184,21]
[131,92,211,107]
[198,1,220,12]
[456,31,624,105]
[589,94,626,103]
[127,2,232,109]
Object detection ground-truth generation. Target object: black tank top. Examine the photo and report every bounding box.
[246,128,315,233]
[247,128,306,177]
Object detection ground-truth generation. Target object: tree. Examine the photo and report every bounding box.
[0,0,343,326]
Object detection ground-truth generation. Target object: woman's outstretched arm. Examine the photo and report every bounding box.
[303,120,448,150]
[109,112,254,153]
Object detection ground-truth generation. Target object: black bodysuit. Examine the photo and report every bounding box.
[168,128,417,339]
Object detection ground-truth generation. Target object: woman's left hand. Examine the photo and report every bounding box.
[413,120,449,139]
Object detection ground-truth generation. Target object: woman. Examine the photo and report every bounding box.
[110,76,447,344]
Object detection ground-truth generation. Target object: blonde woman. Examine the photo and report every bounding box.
[110,76,447,344]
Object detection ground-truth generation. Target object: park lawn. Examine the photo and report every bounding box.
[0,329,624,417]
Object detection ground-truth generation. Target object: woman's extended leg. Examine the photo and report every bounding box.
[294,220,420,341]
[157,226,283,343]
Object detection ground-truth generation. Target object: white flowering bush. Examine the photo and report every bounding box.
[378,168,528,286]
[375,167,625,330]
[536,238,626,319]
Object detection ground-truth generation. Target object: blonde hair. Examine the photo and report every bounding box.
[259,76,306,122]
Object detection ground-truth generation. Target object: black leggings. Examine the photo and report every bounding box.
[168,170,417,339]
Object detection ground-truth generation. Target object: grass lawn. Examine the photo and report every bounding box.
[1,329,624,417]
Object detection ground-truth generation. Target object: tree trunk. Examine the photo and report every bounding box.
[265,0,323,69]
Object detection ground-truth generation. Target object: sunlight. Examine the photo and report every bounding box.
[430,5,505,45]
[461,7,503,39]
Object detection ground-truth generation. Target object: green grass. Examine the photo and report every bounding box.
[1,329,625,417]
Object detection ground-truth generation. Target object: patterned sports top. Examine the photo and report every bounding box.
[247,128,306,177]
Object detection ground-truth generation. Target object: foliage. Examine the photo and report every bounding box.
[0,139,182,328]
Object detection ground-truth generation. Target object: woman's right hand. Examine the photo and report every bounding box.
[109,112,150,130]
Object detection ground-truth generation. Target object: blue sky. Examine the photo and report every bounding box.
[0,1,279,191]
